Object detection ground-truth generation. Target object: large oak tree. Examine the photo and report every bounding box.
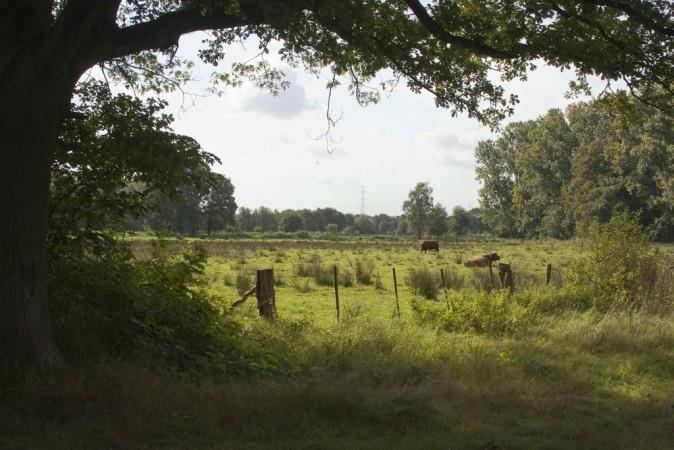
[1,0,672,371]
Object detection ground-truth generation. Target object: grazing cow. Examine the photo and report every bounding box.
[463,252,500,268]
[420,240,439,253]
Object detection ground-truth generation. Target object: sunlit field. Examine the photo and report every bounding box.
[134,235,581,323]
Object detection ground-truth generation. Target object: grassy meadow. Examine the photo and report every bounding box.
[142,235,580,324]
[3,235,674,449]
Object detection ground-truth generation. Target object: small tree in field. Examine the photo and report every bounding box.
[403,182,434,239]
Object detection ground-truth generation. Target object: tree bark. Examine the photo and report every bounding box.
[0,50,74,373]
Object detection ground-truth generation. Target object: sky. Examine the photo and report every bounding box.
[163,32,610,216]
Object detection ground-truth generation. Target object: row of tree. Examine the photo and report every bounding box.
[475,94,674,241]
[132,199,486,237]
[401,182,489,238]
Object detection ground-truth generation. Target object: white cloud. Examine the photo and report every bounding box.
[241,70,319,118]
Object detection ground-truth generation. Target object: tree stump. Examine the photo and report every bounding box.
[256,269,276,320]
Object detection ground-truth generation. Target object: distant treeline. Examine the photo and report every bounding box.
[476,93,674,241]
[127,202,489,237]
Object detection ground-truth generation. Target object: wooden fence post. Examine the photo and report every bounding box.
[333,265,340,321]
[488,262,495,289]
[440,268,453,311]
[546,264,552,285]
[256,269,276,320]
[498,263,514,293]
[392,267,401,319]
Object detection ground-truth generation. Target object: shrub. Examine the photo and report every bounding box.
[407,267,440,299]
[49,240,244,373]
[410,285,594,335]
[410,289,530,335]
[568,212,661,310]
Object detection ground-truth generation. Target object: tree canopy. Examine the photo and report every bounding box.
[475,93,674,240]
[403,182,434,239]
[8,0,671,126]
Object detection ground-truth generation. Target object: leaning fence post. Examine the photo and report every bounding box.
[392,267,401,319]
[546,264,552,285]
[333,265,340,321]
[256,268,276,320]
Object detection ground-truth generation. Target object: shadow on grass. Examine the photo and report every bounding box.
[2,315,674,450]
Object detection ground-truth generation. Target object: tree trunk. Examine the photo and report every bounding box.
[0,53,73,373]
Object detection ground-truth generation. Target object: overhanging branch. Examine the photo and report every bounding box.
[102,9,255,61]
[580,0,674,37]
[403,0,524,59]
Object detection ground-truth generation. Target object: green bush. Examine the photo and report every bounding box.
[411,285,595,335]
[568,212,661,310]
[49,240,245,373]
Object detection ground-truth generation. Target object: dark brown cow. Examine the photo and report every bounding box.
[463,252,500,268]
[420,240,439,253]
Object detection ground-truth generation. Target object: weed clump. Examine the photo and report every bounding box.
[236,266,253,295]
[293,254,353,287]
[355,259,375,285]
[407,267,440,299]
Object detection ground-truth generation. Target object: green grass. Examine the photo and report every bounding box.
[2,235,674,449]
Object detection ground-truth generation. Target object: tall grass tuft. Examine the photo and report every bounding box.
[407,267,440,299]
[236,266,253,295]
[290,277,313,293]
[355,259,375,285]
[440,266,465,289]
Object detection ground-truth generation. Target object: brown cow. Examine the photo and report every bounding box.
[420,240,439,253]
[463,252,500,268]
